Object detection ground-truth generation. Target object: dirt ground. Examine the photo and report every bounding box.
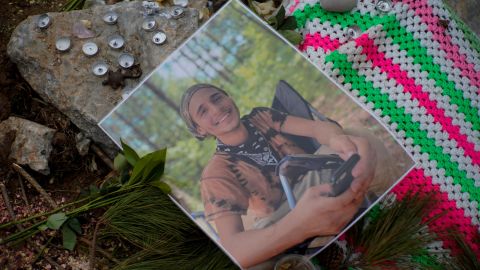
[0,1,117,269]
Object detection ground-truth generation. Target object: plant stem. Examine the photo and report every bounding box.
[0,196,91,229]
[89,220,103,270]
[12,163,58,208]
[0,183,24,231]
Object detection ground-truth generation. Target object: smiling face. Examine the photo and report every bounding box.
[188,87,241,139]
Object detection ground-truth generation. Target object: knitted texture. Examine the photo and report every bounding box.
[288,0,480,258]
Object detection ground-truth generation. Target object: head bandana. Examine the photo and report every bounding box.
[180,84,229,140]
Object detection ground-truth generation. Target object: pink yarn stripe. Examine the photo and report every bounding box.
[392,169,480,256]
[397,0,480,93]
[288,0,301,14]
[299,33,341,53]
[355,35,480,165]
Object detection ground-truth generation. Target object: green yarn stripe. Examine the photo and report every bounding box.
[325,50,480,206]
[293,4,480,131]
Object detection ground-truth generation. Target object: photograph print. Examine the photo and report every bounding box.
[99,1,415,269]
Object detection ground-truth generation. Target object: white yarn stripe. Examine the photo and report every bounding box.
[338,37,480,184]
[301,19,350,43]
[325,50,480,229]
[366,26,480,152]
[294,0,480,109]
[298,11,480,149]
[392,2,480,109]
[304,46,328,70]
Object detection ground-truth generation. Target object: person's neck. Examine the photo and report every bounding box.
[217,122,249,146]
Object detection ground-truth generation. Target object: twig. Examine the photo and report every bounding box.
[17,174,30,207]
[91,144,114,170]
[32,234,55,264]
[11,163,58,208]
[98,170,119,188]
[0,183,24,231]
[89,221,102,270]
[79,237,120,264]
[32,239,65,270]
[43,255,64,270]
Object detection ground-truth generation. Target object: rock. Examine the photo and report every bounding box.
[7,1,199,156]
[75,132,91,156]
[83,0,106,9]
[0,93,10,121]
[0,117,56,175]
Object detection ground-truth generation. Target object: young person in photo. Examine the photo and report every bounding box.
[180,83,377,268]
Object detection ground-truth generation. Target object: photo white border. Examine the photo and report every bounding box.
[98,0,417,268]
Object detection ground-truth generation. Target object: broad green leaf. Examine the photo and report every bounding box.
[113,153,128,171]
[150,179,171,194]
[38,224,48,231]
[127,154,153,185]
[62,225,77,251]
[121,139,140,167]
[142,149,167,181]
[275,6,286,26]
[279,30,303,45]
[279,16,297,31]
[267,16,278,29]
[46,212,67,230]
[146,162,167,183]
[67,218,82,234]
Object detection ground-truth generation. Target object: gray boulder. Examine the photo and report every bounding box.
[7,1,199,155]
[0,117,55,175]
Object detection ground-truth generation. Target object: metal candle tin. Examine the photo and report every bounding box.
[108,34,125,49]
[118,53,134,68]
[82,42,99,56]
[103,11,118,25]
[346,25,361,40]
[376,0,392,12]
[173,0,188,8]
[152,31,167,45]
[142,17,157,32]
[92,61,108,76]
[55,37,71,52]
[37,14,51,29]
[171,6,184,19]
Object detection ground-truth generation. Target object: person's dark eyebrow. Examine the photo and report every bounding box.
[210,92,221,101]
[196,104,205,117]
[196,92,221,116]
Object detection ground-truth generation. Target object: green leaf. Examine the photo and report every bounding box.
[150,179,171,194]
[267,16,278,29]
[121,139,140,167]
[279,16,297,31]
[67,218,82,234]
[62,225,77,251]
[127,154,153,186]
[126,148,167,186]
[46,212,67,230]
[38,224,48,231]
[142,149,167,181]
[275,6,286,26]
[278,30,303,45]
[114,153,129,171]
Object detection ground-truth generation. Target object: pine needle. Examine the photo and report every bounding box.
[101,187,238,269]
[343,192,447,269]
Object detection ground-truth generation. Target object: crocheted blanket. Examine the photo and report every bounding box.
[286,0,480,258]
